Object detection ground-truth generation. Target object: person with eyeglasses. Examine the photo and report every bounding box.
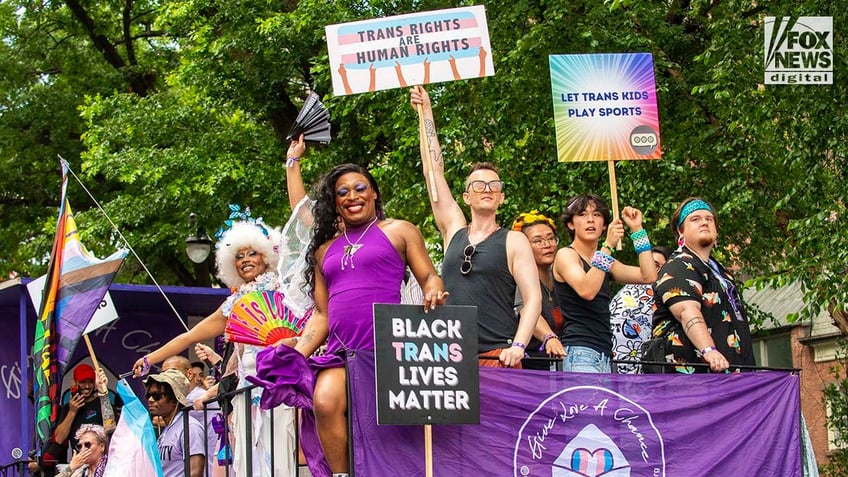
[410,86,540,369]
[511,210,567,370]
[290,162,445,477]
[553,193,658,373]
[649,197,755,373]
[55,424,108,477]
[145,368,206,477]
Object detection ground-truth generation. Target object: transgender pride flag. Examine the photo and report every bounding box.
[103,379,163,477]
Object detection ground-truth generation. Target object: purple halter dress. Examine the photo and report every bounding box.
[310,221,404,370]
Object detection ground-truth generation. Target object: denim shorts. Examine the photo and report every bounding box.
[563,346,611,373]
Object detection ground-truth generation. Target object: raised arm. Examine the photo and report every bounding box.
[609,206,657,285]
[410,86,466,244]
[285,134,308,211]
[132,309,227,376]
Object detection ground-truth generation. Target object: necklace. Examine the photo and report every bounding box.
[341,217,379,270]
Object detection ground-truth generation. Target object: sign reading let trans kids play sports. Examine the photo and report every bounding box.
[550,53,662,162]
[326,6,494,96]
[373,304,479,426]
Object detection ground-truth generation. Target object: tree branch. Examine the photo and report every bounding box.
[63,0,126,70]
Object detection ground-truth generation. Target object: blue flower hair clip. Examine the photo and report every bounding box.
[215,204,270,239]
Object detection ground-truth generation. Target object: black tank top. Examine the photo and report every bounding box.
[442,227,517,353]
[553,248,613,355]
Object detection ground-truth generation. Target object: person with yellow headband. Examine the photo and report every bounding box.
[649,197,755,373]
[511,210,567,370]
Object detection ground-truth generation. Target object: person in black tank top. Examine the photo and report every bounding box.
[552,194,658,373]
[411,86,541,368]
[511,211,566,370]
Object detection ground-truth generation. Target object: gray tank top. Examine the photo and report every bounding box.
[442,227,517,352]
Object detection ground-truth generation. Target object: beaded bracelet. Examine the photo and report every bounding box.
[538,333,558,352]
[700,346,717,356]
[601,241,616,254]
[590,250,615,272]
[630,229,652,254]
[285,156,300,168]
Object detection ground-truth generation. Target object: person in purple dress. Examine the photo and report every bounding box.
[294,163,445,476]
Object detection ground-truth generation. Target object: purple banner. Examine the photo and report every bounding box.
[349,351,800,476]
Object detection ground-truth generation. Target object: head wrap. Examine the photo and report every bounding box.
[677,199,714,227]
[511,210,556,232]
[73,364,96,382]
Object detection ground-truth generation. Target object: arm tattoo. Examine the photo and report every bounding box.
[684,316,705,332]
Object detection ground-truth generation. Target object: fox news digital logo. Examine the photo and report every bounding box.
[764,16,832,85]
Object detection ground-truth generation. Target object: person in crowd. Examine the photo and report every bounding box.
[160,354,224,477]
[553,193,658,373]
[55,424,108,477]
[132,137,312,476]
[650,197,755,372]
[511,210,567,370]
[145,369,205,477]
[410,85,540,369]
[609,245,672,373]
[294,162,445,476]
[54,364,121,455]
[187,361,210,404]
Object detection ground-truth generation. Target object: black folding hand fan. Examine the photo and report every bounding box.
[286,92,332,144]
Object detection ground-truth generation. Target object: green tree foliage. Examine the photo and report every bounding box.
[0,0,845,317]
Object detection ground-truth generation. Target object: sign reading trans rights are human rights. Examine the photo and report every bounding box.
[326,6,494,96]
[373,304,479,425]
[764,16,833,85]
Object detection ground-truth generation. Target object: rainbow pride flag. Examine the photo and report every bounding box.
[31,161,127,446]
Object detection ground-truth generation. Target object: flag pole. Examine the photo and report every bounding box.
[607,159,622,250]
[59,156,189,332]
[83,335,101,372]
[424,424,433,477]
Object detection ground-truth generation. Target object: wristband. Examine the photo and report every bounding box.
[285,156,300,168]
[700,346,717,356]
[590,251,615,272]
[630,229,652,254]
[141,355,151,376]
[511,341,526,350]
[601,241,616,254]
[538,333,557,352]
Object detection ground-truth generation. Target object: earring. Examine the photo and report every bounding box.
[677,236,685,247]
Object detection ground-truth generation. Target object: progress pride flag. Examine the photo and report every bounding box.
[348,351,801,476]
[326,6,494,95]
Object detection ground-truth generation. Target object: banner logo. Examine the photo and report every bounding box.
[513,386,665,476]
[764,16,833,85]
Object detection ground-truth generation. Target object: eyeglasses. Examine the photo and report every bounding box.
[146,391,166,401]
[78,441,93,450]
[530,236,559,247]
[466,180,504,193]
[460,244,475,275]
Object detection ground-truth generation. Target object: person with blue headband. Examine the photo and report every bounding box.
[649,197,755,373]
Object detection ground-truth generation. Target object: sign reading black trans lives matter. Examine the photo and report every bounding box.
[373,304,478,425]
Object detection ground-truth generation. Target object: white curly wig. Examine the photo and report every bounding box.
[215,221,282,288]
